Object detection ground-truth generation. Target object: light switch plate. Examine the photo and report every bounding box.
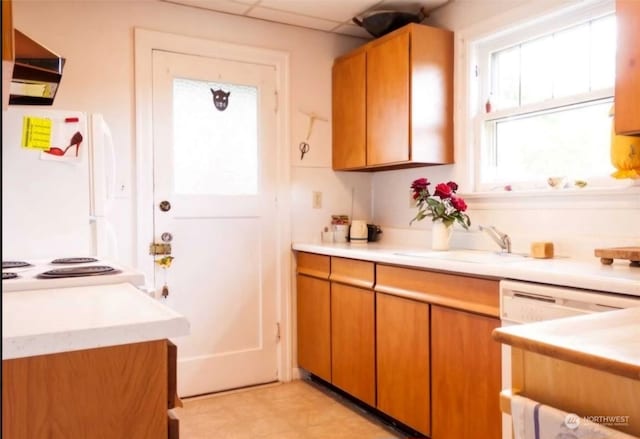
[312,191,322,209]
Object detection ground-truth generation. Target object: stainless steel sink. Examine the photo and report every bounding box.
[393,249,529,264]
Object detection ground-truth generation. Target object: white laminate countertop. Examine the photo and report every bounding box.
[292,242,640,296]
[493,307,640,380]
[2,283,190,360]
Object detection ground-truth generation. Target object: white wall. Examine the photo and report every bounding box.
[372,0,640,259]
[11,0,369,264]
[11,0,637,264]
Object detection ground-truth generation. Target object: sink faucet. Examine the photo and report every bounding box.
[479,225,512,253]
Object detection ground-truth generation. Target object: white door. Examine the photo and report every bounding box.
[152,49,279,397]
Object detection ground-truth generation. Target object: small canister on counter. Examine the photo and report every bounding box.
[331,214,350,243]
[321,227,334,243]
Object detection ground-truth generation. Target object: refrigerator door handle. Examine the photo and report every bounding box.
[101,116,117,203]
[90,114,117,217]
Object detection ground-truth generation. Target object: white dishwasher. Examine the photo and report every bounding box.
[499,279,640,439]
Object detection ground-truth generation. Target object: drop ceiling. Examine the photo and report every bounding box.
[162,0,450,39]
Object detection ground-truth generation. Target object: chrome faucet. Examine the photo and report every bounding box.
[479,225,512,253]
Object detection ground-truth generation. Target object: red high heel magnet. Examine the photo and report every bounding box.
[45,131,83,157]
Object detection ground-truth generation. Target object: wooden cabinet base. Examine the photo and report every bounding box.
[331,283,375,406]
[431,306,501,439]
[2,340,169,439]
[511,348,640,437]
[296,274,331,382]
[376,293,430,435]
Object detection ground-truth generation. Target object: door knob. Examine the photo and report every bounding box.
[161,232,173,242]
[159,200,171,212]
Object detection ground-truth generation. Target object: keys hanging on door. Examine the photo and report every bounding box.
[155,255,174,298]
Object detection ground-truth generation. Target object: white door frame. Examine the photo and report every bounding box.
[134,28,292,383]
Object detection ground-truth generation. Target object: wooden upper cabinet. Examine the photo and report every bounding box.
[615,0,640,135]
[332,51,367,169]
[2,0,13,62]
[2,0,14,111]
[367,32,411,166]
[332,23,454,171]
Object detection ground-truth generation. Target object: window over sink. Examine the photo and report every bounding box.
[471,2,620,192]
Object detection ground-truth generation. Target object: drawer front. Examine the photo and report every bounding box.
[296,252,330,279]
[330,257,374,289]
[375,264,499,317]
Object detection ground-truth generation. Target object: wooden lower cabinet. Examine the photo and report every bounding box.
[296,253,502,438]
[431,305,502,439]
[2,340,170,439]
[331,282,375,406]
[376,293,431,435]
[296,273,331,382]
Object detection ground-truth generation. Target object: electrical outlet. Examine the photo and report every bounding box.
[312,191,322,209]
[409,189,417,208]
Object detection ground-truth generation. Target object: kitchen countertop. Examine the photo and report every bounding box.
[2,283,190,360]
[492,307,640,380]
[292,242,640,296]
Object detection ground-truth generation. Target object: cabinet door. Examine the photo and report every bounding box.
[431,305,501,439]
[2,340,167,439]
[296,274,331,381]
[367,32,410,166]
[2,0,13,111]
[615,0,640,135]
[376,293,430,435]
[332,51,366,170]
[331,282,375,406]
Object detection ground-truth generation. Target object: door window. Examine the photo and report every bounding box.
[173,78,259,195]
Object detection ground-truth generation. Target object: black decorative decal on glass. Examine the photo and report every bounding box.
[211,88,231,111]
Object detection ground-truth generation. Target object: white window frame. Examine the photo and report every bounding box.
[474,1,616,192]
[453,0,639,209]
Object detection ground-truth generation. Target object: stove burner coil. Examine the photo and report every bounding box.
[37,265,119,278]
[3,272,19,280]
[51,257,99,265]
[2,261,32,269]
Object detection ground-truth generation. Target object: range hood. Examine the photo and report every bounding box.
[9,29,65,106]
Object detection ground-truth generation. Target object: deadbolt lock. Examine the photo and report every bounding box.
[149,242,172,256]
[159,200,171,212]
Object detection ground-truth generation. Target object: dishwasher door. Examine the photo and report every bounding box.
[498,280,640,439]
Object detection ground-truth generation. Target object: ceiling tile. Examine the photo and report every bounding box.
[333,23,374,39]
[248,6,340,31]
[163,0,256,15]
[257,0,381,22]
[376,0,449,14]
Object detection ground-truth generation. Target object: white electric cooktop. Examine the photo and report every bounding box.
[2,257,146,292]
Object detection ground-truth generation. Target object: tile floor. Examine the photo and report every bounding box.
[175,379,407,438]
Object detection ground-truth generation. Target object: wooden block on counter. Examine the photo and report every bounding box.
[530,242,554,259]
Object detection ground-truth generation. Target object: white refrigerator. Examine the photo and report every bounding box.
[2,107,117,260]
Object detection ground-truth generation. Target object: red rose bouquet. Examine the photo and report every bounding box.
[410,178,471,229]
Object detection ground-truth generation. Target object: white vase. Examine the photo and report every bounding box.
[431,220,453,251]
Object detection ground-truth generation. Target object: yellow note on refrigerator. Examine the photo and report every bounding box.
[21,116,52,150]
